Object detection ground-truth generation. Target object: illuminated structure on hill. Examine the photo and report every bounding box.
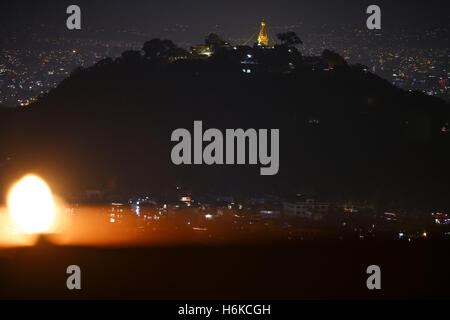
[257,19,269,46]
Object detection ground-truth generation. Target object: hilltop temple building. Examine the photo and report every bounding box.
[257,19,269,46]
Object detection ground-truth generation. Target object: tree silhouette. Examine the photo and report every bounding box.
[277,32,303,47]
[120,50,142,63]
[94,57,114,68]
[205,33,226,50]
[322,49,348,69]
[143,39,177,60]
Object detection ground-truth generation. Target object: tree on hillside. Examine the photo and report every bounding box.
[277,31,303,47]
[321,49,348,69]
[205,33,226,50]
[120,50,142,63]
[143,39,177,60]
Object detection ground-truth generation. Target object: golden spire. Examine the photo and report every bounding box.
[257,19,269,46]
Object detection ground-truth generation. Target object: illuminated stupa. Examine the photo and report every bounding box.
[257,19,269,46]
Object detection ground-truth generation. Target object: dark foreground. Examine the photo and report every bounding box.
[0,240,449,299]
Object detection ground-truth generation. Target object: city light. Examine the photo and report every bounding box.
[7,175,56,234]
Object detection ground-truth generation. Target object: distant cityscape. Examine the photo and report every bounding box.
[18,184,443,244]
[0,22,449,107]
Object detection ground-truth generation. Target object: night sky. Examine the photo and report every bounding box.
[1,0,449,38]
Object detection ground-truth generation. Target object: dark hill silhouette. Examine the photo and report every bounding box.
[0,42,449,211]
